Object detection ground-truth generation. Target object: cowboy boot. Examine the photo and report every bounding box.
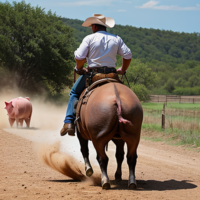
[60,123,75,136]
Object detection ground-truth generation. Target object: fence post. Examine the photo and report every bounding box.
[162,103,165,129]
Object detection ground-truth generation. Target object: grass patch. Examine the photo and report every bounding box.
[141,102,200,149]
[142,122,200,148]
[142,102,200,110]
[142,123,163,132]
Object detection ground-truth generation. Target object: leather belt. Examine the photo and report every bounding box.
[88,67,116,74]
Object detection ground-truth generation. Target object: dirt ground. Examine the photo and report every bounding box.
[1,128,200,200]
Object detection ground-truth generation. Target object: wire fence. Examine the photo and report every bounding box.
[143,106,200,131]
[143,108,200,118]
[149,95,200,104]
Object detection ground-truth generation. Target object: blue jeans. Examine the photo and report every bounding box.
[64,75,90,123]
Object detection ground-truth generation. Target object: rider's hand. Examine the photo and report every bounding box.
[117,67,126,75]
[82,68,88,73]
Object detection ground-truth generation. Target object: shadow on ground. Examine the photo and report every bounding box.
[46,179,197,191]
[110,179,197,191]
[18,127,39,130]
[48,179,80,183]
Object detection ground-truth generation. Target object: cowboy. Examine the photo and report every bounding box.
[60,14,132,136]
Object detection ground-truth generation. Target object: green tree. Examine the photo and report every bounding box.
[127,61,157,89]
[124,60,157,101]
[188,75,200,87]
[131,84,150,102]
[164,79,175,93]
[0,1,75,93]
[195,50,200,61]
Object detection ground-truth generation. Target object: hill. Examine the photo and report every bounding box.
[61,18,200,95]
[61,18,200,64]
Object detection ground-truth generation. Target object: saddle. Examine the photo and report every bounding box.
[92,73,120,83]
[75,77,122,133]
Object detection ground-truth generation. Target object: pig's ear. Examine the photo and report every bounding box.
[4,101,8,109]
[25,97,30,101]
[4,101,12,108]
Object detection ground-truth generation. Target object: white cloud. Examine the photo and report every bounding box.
[140,1,159,8]
[117,9,126,12]
[136,1,200,11]
[56,0,114,7]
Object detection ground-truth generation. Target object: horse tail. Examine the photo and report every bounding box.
[113,84,133,126]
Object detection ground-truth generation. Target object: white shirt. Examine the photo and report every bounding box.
[74,31,132,68]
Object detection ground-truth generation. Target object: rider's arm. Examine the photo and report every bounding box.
[74,36,89,70]
[117,36,132,74]
[75,58,87,70]
[117,58,131,75]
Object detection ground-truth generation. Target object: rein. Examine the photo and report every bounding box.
[74,70,76,83]
[123,72,131,88]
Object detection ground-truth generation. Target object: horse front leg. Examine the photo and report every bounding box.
[112,139,125,181]
[77,131,93,177]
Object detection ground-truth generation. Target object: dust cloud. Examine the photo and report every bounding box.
[1,89,101,185]
[37,141,101,185]
[37,142,86,180]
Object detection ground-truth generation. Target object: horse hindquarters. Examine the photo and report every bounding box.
[79,83,143,189]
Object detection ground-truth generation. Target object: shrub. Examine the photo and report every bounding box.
[131,84,150,102]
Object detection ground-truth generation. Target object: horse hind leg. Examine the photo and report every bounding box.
[94,142,110,189]
[127,150,138,189]
[112,139,125,181]
[77,131,93,177]
[121,133,139,189]
[124,140,138,189]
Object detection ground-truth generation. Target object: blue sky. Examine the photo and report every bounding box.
[1,0,200,33]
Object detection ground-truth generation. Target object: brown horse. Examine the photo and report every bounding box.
[76,82,143,189]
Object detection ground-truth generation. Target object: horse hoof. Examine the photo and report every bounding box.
[102,182,110,190]
[129,182,137,190]
[128,178,137,190]
[86,168,93,177]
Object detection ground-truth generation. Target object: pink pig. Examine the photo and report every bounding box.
[4,97,32,128]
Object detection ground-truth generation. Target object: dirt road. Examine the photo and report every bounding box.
[1,127,200,200]
[1,92,200,199]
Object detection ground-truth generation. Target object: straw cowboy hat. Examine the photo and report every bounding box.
[82,14,115,28]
